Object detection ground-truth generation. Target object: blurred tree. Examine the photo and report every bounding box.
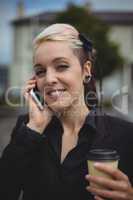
[55,3,123,80]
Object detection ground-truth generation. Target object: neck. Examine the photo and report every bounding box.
[59,99,90,135]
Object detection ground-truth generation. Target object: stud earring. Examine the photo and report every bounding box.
[83,75,92,84]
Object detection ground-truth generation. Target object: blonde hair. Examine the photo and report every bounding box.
[33,23,83,50]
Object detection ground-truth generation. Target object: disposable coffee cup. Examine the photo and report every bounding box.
[87,149,120,188]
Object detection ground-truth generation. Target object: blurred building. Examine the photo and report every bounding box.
[10,10,133,85]
[10,9,133,118]
[94,12,133,97]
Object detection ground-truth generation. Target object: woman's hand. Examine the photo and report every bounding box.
[85,163,133,200]
[23,78,53,134]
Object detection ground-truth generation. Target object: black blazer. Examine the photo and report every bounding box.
[0,111,133,200]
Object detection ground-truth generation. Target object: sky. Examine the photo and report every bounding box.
[1,0,133,65]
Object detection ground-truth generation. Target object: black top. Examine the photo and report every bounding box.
[0,109,133,200]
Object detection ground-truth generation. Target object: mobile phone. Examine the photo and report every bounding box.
[30,86,44,110]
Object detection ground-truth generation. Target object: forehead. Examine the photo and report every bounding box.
[34,41,76,63]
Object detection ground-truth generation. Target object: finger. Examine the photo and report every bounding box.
[22,85,40,110]
[24,78,36,88]
[27,79,36,84]
[94,195,104,200]
[23,84,36,92]
[22,78,37,97]
[87,175,130,191]
[22,84,36,99]
[25,81,36,89]
[87,186,128,199]
[94,163,129,181]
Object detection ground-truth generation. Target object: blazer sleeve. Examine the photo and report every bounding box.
[0,115,46,200]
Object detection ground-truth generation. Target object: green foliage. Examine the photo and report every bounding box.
[55,4,123,79]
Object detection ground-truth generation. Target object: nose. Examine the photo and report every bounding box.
[45,68,58,86]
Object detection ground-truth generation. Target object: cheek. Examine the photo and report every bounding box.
[69,67,84,89]
[68,74,84,92]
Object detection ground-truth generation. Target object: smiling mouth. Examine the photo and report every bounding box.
[46,89,66,98]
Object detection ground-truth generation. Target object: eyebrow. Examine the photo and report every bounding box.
[51,57,68,63]
[33,64,43,68]
[34,57,69,68]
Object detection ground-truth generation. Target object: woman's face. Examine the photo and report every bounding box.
[33,41,91,112]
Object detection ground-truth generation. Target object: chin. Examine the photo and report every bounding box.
[47,100,72,113]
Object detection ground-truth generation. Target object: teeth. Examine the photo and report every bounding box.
[48,89,65,96]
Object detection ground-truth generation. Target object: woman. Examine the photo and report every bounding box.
[1,23,133,200]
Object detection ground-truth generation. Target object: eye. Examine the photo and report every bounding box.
[56,64,69,71]
[34,68,46,77]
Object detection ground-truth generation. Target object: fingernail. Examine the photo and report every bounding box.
[94,162,101,167]
[85,174,90,179]
[86,186,90,190]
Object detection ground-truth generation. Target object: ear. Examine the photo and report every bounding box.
[82,60,92,79]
